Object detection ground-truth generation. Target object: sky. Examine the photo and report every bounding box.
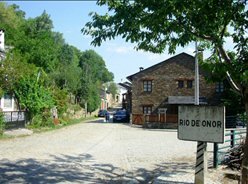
[7,1,203,83]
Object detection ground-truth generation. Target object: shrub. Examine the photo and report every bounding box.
[0,111,5,135]
[29,110,54,129]
[52,88,68,115]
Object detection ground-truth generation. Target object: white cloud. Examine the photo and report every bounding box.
[106,44,133,54]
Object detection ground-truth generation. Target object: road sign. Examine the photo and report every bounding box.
[178,105,225,143]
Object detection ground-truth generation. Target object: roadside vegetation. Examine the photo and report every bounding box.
[0,2,117,131]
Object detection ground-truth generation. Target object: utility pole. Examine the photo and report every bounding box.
[195,41,199,105]
[194,41,207,184]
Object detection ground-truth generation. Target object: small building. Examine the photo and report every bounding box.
[0,29,15,112]
[118,81,132,112]
[127,52,221,128]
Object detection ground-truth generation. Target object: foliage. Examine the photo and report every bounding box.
[51,87,68,115]
[14,76,55,120]
[0,110,5,135]
[0,3,25,46]
[84,82,101,113]
[107,82,118,98]
[82,0,247,94]
[79,49,114,83]
[0,2,115,125]
[0,52,37,93]
[78,50,113,112]
[29,110,54,129]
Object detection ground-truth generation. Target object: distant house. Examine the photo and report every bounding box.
[127,52,222,128]
[118,82,132,112]
[100,88,110,110]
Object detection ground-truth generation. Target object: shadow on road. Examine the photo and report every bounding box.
[0,153,195,183]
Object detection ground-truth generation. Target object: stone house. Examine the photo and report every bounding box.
[127,52,222,127]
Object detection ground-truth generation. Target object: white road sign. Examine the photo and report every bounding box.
[178,105,225,143]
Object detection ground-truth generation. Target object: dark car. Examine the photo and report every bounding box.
[113,110,130,123]
[98,110,107,117]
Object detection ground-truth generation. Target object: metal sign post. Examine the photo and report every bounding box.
[195,42,206,184]
[178,42,225,183]
[195,141,207,184]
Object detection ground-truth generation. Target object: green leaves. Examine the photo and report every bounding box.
[0,2,116,120]
[14,76,54,119]
[83,0,247,95]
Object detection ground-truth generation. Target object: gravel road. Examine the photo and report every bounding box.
[0,119,229,183]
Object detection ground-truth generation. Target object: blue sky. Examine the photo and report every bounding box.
[7,1,202,83]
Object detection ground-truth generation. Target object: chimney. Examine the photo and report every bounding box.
[0,29,4,51]
[139,67,144,71]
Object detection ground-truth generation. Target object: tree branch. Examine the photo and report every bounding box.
[217,46,242,94]
[226,71,242,94]
[218,45,232,64]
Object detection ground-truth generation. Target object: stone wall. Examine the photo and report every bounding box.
[131,53,216,115]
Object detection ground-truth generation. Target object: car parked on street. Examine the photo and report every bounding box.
[98,110,108,117]
[113,109,130,123]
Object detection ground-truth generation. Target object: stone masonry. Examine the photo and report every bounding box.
[127,52,217,124]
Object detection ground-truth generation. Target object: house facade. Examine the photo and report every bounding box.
[118,82,132,112]
[0,29,16,112]
[127,52,221,127]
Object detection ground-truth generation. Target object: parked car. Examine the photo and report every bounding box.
[113,110,130,123]
[98,110,108,117]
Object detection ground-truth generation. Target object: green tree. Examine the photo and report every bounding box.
[82,0,248,181]
[78,49,113,112]
[87,82,101,113]
[15,11,59,72]
[0,52,36,94]
[0,2,25,46]
[79,49,113,83]
[14,75,54,122]
[108,82,118,98]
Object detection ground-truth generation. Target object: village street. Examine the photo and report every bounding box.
[0,119,226,183]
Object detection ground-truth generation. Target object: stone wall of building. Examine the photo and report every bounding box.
[131,53,216,115]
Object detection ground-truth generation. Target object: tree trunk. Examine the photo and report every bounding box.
[242,88,248,183]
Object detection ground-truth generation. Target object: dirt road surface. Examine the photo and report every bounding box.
[0,120,232,183]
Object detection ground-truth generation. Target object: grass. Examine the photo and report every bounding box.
[31,116,98,133]
[0,116,99,139]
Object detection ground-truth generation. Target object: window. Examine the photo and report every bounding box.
[143,106,152,114]
[178,80,184,88]
[216,82,224,93]
[187,80,193,88]
[143,80,152,92]
[3,94,12,108]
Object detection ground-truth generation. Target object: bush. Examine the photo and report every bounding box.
[0,111,5,135]
[52,88,68,115]
[29,110,54,129]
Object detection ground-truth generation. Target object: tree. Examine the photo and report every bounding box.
[78,49,114,112]
[0,2,25,46]
[79,49,114,83]
[107,82,118,99]
[82,0,248,182]
[15,75,54,122]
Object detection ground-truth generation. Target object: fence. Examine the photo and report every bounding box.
[213,128,246,168]
[132,113,178,125]
[3,111,27,129]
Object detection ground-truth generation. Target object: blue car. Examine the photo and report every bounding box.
[113,110,130,123]
[98,110,107,117]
